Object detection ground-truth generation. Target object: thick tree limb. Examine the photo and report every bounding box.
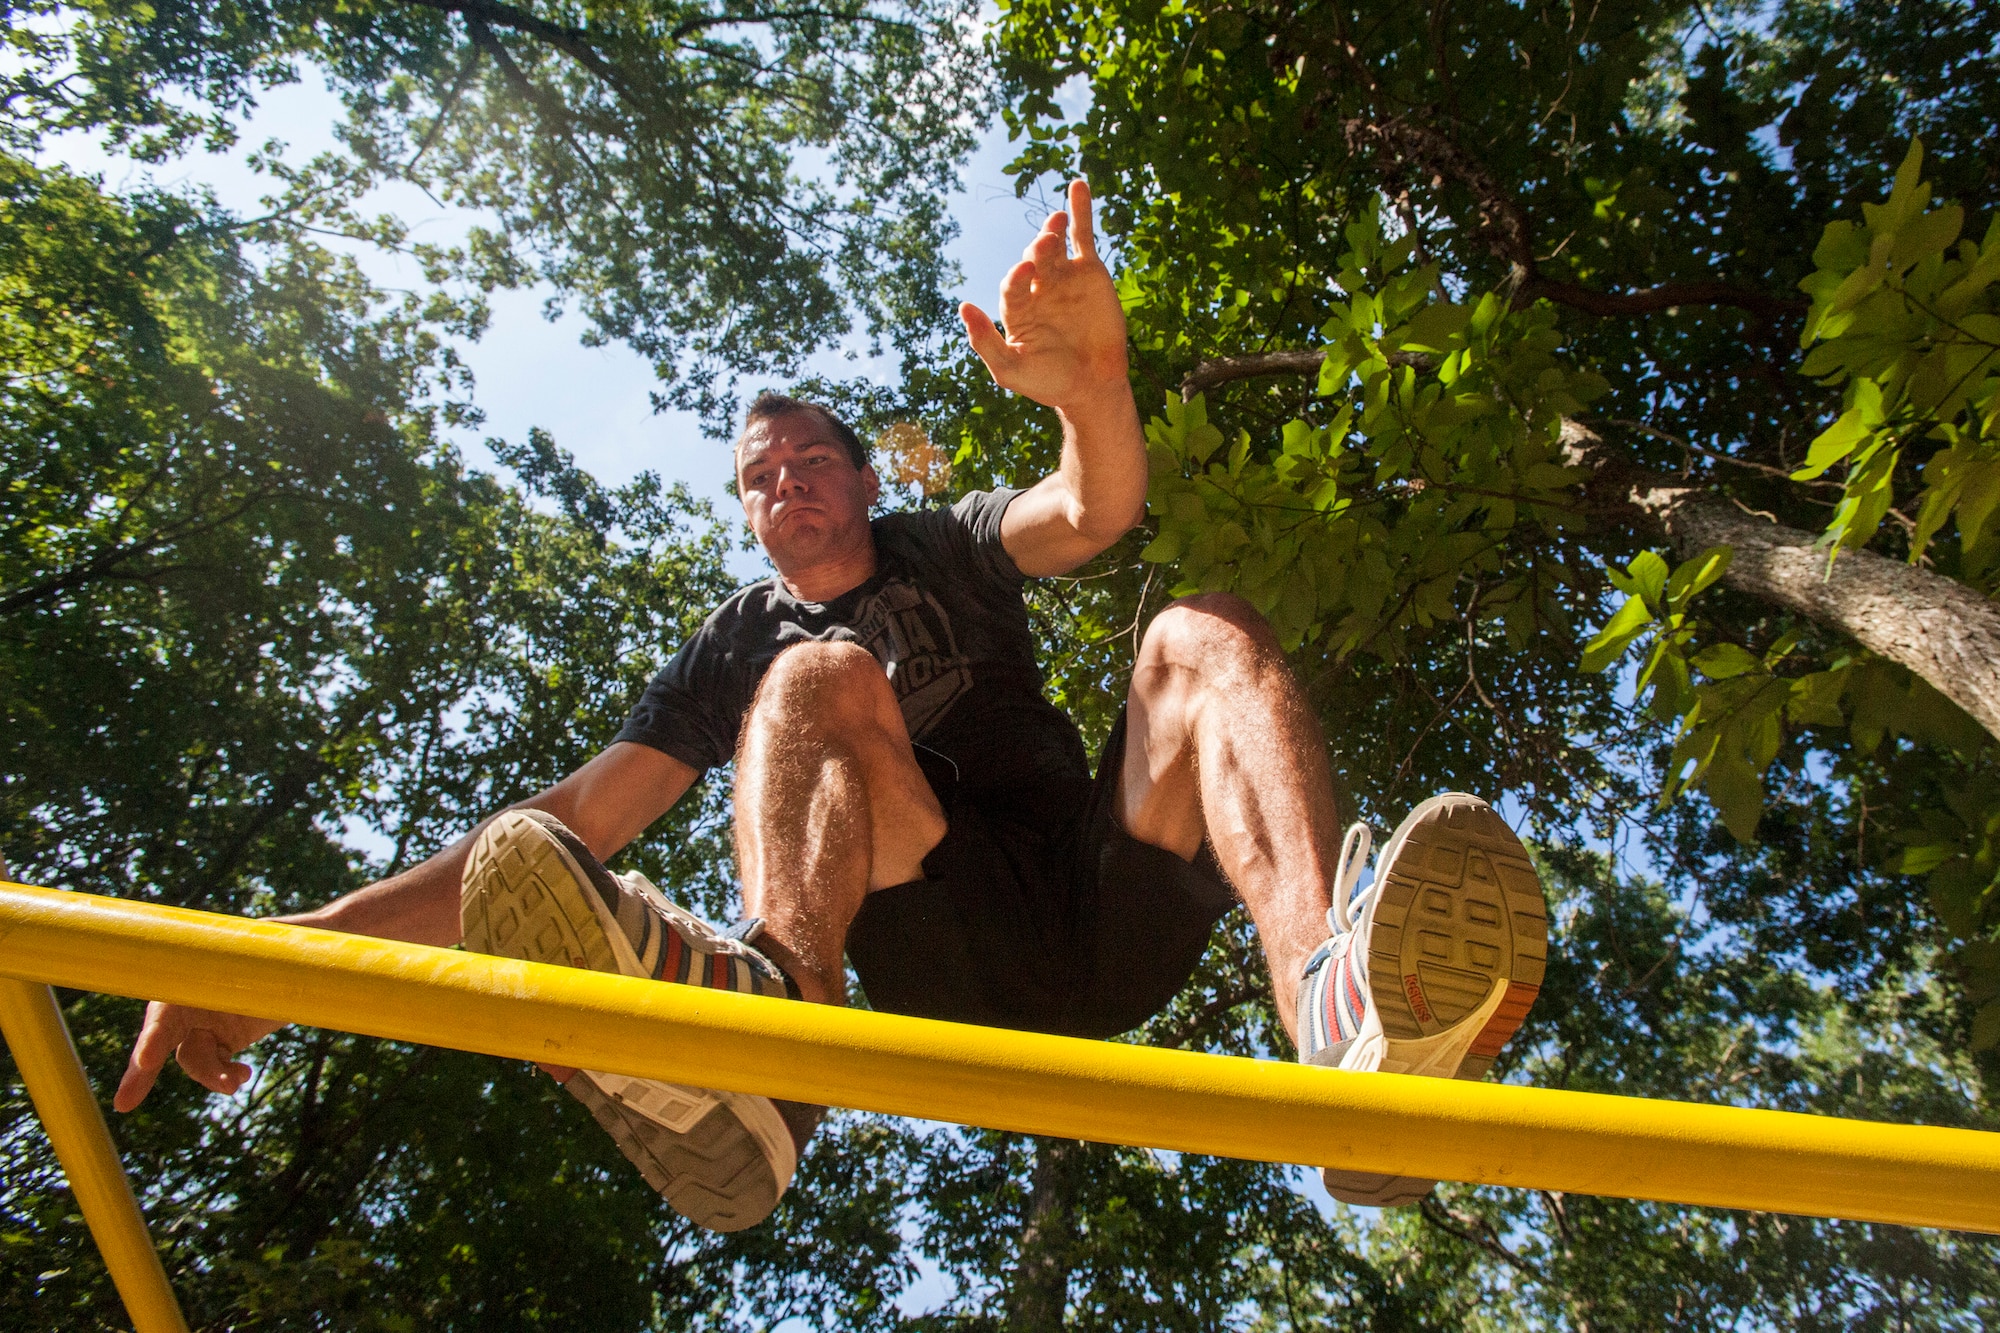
[1344,117,1536,270]
[1525,276,1805,321]
[668,9,914,42]
[1181,350,1329,399]
[1563,422,2000,744]
[1168,348,2000,741]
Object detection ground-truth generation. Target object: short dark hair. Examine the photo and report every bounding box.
[737,392,868,472]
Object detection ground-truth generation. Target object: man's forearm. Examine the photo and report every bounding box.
[1055,385,1149,542]
[285,833,476,946]
[283,743,698,947]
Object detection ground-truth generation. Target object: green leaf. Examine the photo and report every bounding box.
[1692,643,1761,679]
[1972,998,2000,1052]
[1581,595,1655,672]
[1889,203,1964,270]
[1608,550,1670,604]
[1787,669,1849,728]
[1392,301,1471,353]
[1139,530,1183,563]
[1877,136,1929,231]
[1894,843,1957,876]
[1810,219,1868,273]
[1664,546,1733,604]
[1705,756,1766,844]
[1792,406,1872,481]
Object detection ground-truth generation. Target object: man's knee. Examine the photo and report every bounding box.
[1137,593,1283,676]
[748,639,896,735]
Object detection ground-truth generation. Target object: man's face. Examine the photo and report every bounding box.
[736,411,880,574]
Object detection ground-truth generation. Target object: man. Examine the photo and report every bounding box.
[116,182,1549,1230]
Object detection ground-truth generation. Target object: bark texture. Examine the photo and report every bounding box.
[1004,1137,1079,1333]
[1564,422,2000,744]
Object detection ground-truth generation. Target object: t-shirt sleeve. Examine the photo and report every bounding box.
[943,487,1027,586]
[612,618,738,774]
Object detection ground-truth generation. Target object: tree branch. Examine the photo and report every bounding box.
[1564,420,2000,744]
[399,0,632,97]
[460,15,613,194]
[668,8,914,42]
[1180,348,1433,399]
[1525,275,1805,322]
[1180,349,1328,399]
[1418,1195,1544,1279]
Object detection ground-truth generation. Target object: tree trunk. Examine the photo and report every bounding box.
[1565,422,2000,744]
[1005,1137,1079,1333]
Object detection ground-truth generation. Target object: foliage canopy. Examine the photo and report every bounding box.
[3,0,987,420]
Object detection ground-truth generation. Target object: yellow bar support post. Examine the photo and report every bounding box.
[0,976,190,1333]
[3,880,1999,1234]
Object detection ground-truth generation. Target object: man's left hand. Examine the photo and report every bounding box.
[960,180,1128,415]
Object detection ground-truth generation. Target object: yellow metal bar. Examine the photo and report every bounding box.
[2,881,1997,1234]
[0,975,190,1333]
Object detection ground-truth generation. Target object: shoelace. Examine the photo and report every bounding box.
[617,870,798,997]
[1328,821,1376,936]
[1299,820,1379,1059]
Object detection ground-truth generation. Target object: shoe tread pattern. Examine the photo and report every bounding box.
[1322,796,1547,1209]
[1365,795,1548,1073]
[459,812,783,1232]
[460,814,622,972]
[567,1076,781,1233]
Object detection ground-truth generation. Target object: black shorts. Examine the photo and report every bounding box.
[844,710,1238,1039]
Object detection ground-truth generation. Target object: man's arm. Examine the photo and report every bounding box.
[113,741,698,1111]
[961,180,1149,578]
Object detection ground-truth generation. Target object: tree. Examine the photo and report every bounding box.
[12,0,2000,1327]
[2,0,986,420]
[0,151,926,1329]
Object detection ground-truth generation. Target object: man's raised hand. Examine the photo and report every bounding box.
[959,180,1129,415]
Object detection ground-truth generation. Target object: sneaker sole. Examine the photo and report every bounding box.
[1366,792,1547,1078]
[461,810,795,1232]
[1323,792,1547,1206]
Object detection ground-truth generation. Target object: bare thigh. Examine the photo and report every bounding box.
[734,639,948,898]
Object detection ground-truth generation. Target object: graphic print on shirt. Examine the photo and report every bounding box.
[845,578,973,738]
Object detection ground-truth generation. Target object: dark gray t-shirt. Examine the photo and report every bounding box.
[615,488,1088,804]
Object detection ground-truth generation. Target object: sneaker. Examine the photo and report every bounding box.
[1296,792,1548,1206]
[460,808,816,1232]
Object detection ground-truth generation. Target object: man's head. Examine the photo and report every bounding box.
[734,393,880,580]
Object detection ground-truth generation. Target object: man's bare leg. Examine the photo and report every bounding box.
[733,640,947,1004]
[1120,593,1344,1040]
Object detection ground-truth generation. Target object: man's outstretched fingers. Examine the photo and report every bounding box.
[115,1002,259,1110]
[1069,179,1096,259]
[1026,211,1069,265]
[999,256,1037,305]
[959,302,1012,375]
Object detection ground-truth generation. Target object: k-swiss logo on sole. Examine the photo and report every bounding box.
[1403,973,1433,1024]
